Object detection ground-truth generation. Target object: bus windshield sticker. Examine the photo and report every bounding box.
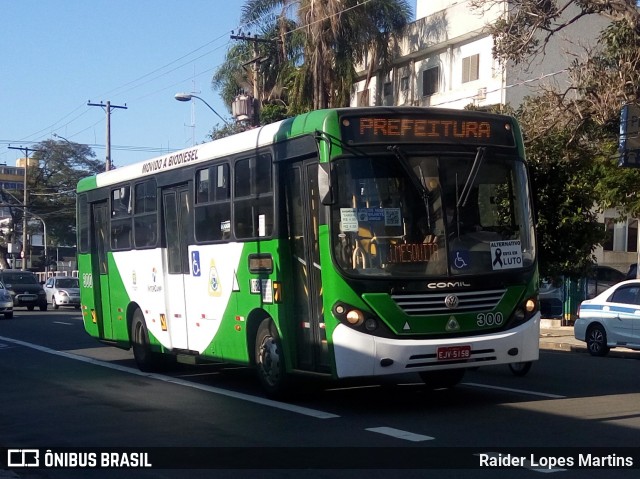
[357,208,384,222]
[340,208,359,232]
[451,250,470,270]
[384,208,401,226]
[191,251,201,277]
[490,240,522,270]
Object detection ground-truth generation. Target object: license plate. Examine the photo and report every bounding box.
[437,345,471,360]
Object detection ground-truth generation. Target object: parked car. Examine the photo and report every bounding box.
[44,276,80,309]
[625,263,637,280]
[0,281,14,319]
[0,270,47,311]
[575,279,640,356]
[586,265,626,299]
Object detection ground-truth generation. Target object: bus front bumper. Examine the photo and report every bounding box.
[332,314,540,379]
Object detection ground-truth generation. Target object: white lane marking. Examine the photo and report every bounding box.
[476,452,566,473]
[463,382,566,399]
[53,321,73,326]
[0,335,339,420]
[366,427,434,442]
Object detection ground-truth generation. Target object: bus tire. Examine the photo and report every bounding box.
[508,361,532,376]
[255,319,289,398]
[419,368,465,389]
[131,309,163,372]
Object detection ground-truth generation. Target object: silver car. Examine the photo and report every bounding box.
[44,276,80,309]
[0,281,14,319]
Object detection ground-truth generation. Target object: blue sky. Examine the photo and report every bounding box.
[1,0,416,168]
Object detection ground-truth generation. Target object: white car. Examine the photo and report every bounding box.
[575,279,640,356]
[44,276,80,309]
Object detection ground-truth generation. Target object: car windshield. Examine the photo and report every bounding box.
[3,273,38,284]
[330,151,535,277]
[56,278,79,288]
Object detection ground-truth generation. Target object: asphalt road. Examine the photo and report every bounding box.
[1,310,639,479]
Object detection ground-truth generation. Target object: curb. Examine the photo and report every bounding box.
[540,341,639,359]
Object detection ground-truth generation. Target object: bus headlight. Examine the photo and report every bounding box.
[510,296,538,328]
[346,309,364,326]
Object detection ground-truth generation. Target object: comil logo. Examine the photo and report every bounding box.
[8,449,40,467]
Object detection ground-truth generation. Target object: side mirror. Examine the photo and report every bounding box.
[318,163,334,205]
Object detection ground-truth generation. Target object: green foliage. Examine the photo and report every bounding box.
[29,139,103,247]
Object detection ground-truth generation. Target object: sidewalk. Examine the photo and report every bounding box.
[539,320,639,358]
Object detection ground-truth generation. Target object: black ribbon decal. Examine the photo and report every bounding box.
[493,248,503,267]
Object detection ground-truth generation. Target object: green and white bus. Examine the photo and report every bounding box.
[77,107,539,396]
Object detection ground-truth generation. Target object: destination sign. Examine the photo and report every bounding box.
[340,113,515,147]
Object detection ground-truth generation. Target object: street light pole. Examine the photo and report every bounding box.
[174,93,229,126]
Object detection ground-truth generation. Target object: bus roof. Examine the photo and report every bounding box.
[76,108,339,192]
[76,107,519,193]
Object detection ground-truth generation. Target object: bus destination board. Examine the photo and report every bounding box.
[340,113,515,147]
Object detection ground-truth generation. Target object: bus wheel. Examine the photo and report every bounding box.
[419,369,465,389]
[131,309,162,372]
[255,319,289,398]
[508,361,532,376]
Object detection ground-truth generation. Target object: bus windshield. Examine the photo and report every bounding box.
[330,150,535,277]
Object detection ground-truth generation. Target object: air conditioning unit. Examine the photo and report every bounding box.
[476,87,487,100]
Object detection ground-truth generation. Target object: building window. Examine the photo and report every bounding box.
[357,89,370,107]
[462,54,480,83]
[629,219,638,253]
[602,217,638,252]
[400,76,409,92]
[383,82,392,97]
[422,67,439,96]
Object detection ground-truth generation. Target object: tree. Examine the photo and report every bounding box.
[231,0,411,113]
[28,140,102,248]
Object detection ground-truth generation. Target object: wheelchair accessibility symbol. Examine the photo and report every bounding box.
[452,250,470,270]
[191,251,201,276]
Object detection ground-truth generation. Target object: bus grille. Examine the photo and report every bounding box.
[391,289,506,316]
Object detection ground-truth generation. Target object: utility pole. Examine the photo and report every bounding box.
[87,100,127,171]
[230,34,277,124]
[7,145,38,270]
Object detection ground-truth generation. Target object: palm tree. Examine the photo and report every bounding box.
[237,0,412,112]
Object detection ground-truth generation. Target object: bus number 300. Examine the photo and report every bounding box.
[82,273,93,289]
[476,312,503,327]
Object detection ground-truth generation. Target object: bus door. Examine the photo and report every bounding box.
[161,185,191,351]
[90,202,113,339]
[286,160,330,372]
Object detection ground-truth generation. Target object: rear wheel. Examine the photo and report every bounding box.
[255,319,290,398]
[586,324,610,357]
[3,312,12,319]
[419,369,465,389]
[131,309,164,372]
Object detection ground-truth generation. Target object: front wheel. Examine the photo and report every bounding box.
[586,324,610,357]
[52,297,59,310]
[255,319,290,398]
[419,369,465,389]
[508,361,532,376]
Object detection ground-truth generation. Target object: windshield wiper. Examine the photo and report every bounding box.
[457,147,486,208]
[387,145,431,226]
